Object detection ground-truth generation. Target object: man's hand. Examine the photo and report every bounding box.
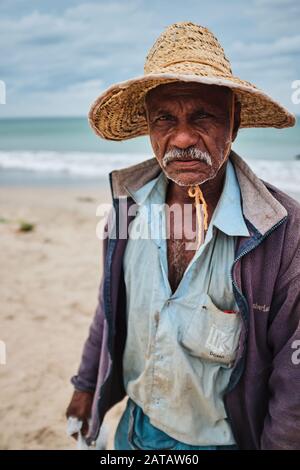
[66,390,94,440]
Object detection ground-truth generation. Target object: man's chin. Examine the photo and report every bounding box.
[165,170,214,187]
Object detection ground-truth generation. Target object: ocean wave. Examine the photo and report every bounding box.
[0,151,150,177]
[0,150,300,193]
[246,159,300,194]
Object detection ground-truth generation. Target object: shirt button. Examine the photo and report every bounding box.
[166,299,171,306]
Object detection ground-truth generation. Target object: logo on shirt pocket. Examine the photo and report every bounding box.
[205,324,237,357]
[179,293,241,366]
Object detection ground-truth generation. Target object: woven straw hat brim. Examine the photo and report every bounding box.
[88,68,296,141]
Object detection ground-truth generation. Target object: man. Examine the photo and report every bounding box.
[66,22,300,450]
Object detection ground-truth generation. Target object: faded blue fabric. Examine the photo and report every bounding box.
[114,397,239,450]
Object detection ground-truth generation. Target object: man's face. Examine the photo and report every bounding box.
[144,81,240,187]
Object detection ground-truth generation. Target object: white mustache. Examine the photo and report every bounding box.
[162,148,212,167]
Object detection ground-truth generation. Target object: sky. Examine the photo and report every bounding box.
[0,0,299,118]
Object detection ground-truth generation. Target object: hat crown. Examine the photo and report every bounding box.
[144,22,232,76]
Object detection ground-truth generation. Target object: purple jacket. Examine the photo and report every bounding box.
[71,150,300,450]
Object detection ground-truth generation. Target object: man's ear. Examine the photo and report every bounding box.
[232,98,241,142]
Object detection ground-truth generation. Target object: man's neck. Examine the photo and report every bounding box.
[165,160,227,216]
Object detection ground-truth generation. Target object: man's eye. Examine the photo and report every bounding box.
[194,113,209,120]
[156,115,173,121]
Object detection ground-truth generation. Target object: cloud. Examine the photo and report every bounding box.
[0,0,299,117]
[245,0,300,36]
[0,0,158,117]
[230,35,300,61]
[5,78,105,117]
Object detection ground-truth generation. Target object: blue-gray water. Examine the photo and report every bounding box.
[0,116,299,187]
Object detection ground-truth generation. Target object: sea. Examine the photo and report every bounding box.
[0,116,299,193]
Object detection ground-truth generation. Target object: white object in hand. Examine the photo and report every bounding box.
[66,416,90,450]
[66,417,108,450]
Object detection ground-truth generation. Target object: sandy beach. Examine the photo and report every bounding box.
[0,184,127,450]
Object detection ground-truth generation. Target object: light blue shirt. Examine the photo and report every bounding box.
[122,159,250,447]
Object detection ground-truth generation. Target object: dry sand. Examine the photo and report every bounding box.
[0,184,127,450]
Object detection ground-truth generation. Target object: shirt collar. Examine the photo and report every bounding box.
[125,169,168,206]
[211,159,250,237]
[126,159,250,238]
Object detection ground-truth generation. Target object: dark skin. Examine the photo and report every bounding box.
[65,81,241,438]
[65,390,93,440]
[145,81,241,292]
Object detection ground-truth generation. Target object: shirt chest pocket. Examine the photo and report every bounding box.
[178,293,242,367]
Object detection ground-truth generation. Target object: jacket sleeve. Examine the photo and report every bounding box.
[260,204,300,449]
[70,220,109,393]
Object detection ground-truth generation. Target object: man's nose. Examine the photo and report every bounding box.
[170,124,198,149]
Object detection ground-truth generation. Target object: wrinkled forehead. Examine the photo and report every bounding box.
[145,81,233,111]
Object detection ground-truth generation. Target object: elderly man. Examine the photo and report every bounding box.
[66,22,300,450]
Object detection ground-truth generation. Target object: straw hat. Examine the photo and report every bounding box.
[88,22,296,141]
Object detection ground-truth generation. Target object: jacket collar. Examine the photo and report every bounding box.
[109,149,287,236]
